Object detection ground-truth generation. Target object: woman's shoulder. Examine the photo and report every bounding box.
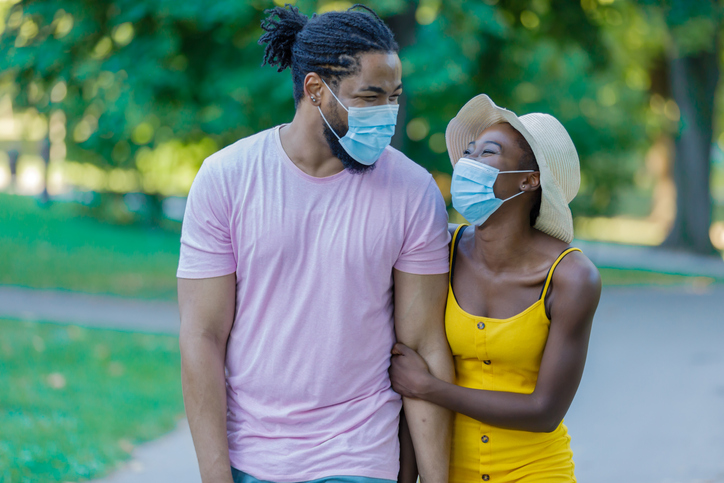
[548,247,602,316]
[536,231,601,298]
[448,223,472,248]
[556,250,600,288]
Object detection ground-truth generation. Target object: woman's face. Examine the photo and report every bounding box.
[458,122,529,199]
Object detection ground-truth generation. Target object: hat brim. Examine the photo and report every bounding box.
[445,94,575,243]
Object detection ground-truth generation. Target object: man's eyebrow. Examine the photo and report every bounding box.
[358,83,404,94]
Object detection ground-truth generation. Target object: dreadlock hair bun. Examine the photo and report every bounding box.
[259,4,399,106]
[259,5,309,72]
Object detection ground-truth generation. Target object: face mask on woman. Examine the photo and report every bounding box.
[451,158,534,227]
[317,79,399,166]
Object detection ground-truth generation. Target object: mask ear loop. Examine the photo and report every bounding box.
[501,190,526,202]
[317,78,348,140]
[321,79,349,112]
[498,171,536,202]
[318,106,341,140]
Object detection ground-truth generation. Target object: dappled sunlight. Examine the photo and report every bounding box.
[36,137,218,196]
[46,161,66,195]
[432,171,452,204]
[16,157,44,195]
[0,158,9,190]
[0,94,17,140]
[135,138,217,196]
[0,1,724,481]
[710,222,724,250]
[575,216,667,246]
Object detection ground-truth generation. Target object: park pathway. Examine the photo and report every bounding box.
[0,285,180,333]
[89,419,200,483]
[2,281,724,482]
[566,284,724,482]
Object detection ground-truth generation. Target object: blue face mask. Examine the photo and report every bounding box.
[451,158,534,227]
[318,80,399,166]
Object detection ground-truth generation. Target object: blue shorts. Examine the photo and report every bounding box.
[230,467,395,483]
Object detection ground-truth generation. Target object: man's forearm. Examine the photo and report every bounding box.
[403,345,454,483]
[398,409,418,483]
[180,333,233,483]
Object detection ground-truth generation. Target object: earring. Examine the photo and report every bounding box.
[311,96,316,102]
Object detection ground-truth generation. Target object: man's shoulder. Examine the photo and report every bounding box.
[378,146,434,188]
[202,127,277,173]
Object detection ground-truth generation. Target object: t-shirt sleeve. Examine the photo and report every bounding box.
[394,177,451,275]
[177,160,237,279]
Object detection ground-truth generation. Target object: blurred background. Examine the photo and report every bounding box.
[1,0,723,482]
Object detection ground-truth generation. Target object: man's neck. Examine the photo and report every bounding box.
[279,112,345,178]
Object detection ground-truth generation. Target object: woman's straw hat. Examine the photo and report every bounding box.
[445,94,580,244]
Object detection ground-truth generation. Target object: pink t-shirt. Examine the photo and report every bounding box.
[177,126,449,482]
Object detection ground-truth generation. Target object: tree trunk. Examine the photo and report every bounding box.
[663,48,719,254]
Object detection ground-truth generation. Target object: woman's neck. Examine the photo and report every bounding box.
[469,211,538,272]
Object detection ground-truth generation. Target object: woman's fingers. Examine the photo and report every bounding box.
[392,342,412,355]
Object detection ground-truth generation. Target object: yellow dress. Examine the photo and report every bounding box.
[446,225,579,483]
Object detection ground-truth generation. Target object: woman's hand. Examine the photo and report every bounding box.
[390,342,435,398]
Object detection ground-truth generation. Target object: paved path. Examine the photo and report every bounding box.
[0,285,180,333]
[566,285,724,483]
[91,420,200,483]
[2,282,724,482]
[573,239,724,279]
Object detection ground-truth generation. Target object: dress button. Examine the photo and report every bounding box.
[481,435,489,443]
[477,322,485,330]
[482,475,490,481]
[483,360,491,365]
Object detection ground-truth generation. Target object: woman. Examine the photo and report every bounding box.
[391,95,601,482]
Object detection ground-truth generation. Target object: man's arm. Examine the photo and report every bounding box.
[393,269,453,483]
[178,274,236,483]
[398,409,418,483]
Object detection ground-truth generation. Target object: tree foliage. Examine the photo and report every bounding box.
[0,0,668,218]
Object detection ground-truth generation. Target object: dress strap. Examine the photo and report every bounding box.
[449,224,469,282]
[539,247,582,300]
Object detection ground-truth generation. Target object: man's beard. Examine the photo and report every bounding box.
[322,104,376,175]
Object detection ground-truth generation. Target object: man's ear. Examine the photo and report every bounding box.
[303,72,324,107]
[521,171,541,192]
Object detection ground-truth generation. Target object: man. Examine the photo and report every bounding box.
[177,5,453,483]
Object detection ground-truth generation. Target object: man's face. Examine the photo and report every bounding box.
[322,52,403,174]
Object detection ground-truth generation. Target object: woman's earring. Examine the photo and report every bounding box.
[311,96,316,103]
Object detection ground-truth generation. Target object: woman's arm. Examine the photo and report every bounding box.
[390,252,601,433]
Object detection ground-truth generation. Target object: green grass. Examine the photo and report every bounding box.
[0,193,720,483]
[0,194,180,299]
[1,193,720,301]
[0,318,184,483]
[598,267,721,287]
